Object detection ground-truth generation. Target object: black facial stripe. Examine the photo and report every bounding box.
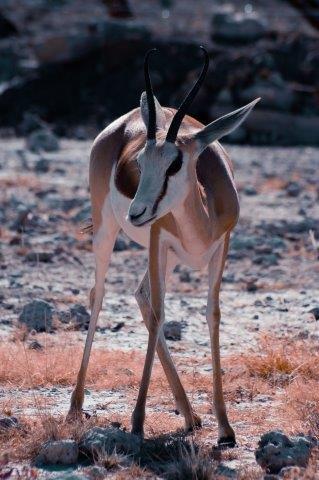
[151,151,183,215]
[166,150,183,176]
[152,175,168,215]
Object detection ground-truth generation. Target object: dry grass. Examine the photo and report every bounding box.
[228,334,319,385]
[284,380,319,437]
[1,333,319,477]
[0,413,110,461]
[0,337,216,398]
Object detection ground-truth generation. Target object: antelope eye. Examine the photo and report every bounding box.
[166,151,183,176]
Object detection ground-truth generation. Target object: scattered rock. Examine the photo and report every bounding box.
[309,307,319,320]
[25,251,54,263]
[19,300,53,332]
[34,157,50,173]
[253,253,278,267]
[74,202,91,223]
[9,204,31,232]
[244,185,257,196]
[28,339,44,351]
[26,128,59,153]
[111,321,125,332]
[212,11,268,44]
[230,234,256,251]
[163,321,182,341]
[19,112,48,135]
[286,181,302,197]
[114,237,129,252]
[80,427,141,458]
[179,270,191,283]
[255,431,316,474]
[246,281,258,292]
[0,416,19,431]
[35,439,78,466]
[60,304,90,330]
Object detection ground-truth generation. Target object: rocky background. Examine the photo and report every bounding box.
[1,2,319,479]
[0,0,319,145]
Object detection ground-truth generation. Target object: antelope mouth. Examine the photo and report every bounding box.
[131,214,157,227]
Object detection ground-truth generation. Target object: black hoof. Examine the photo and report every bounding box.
[217,435,236,449]
[131,428,144,438]
[186,415,202,432]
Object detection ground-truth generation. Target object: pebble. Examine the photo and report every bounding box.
[163,321,182,341]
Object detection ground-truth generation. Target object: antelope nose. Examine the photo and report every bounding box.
[129,206,146,221]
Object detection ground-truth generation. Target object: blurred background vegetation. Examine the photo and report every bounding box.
[0,0,318,145]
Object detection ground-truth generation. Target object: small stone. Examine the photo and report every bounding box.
[309,307,319,320]
[0,416,19,431]
[114,237,129,251]
[28,340,43,351]
[253,254,278,267]
[61,304,90,330]
[179,270,191,283]
[244,185,257,196]
[25,252,53,263]
[26,128,59,153]
[163,321,182,341]
[34,158,50,173]
[246,281,258,292]
[286,181,302,197]
[111,321,125,332]
[35,439,78,466]
[19,300,53,332]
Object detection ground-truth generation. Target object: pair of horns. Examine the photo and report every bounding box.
[144,46,209,143]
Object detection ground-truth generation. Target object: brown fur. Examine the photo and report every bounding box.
[89,106,238,236]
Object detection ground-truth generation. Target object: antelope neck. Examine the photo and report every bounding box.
[171,180,212,255]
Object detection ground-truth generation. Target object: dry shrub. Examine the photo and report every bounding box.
[112,464,153,479]
[0,413,110,461]
[284,380,319,437]
[231,334,319,385]
[164,442,218,480]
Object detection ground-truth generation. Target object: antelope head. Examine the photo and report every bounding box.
[128,47,260,227]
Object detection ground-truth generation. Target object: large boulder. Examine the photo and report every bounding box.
[33,21,150,66]
[255,431,316,474]
[212,11,268,44]
[239,75,295,112]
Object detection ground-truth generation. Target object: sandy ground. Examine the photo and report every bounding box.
[0,138,318,477]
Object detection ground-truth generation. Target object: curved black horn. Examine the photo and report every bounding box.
[144,48,157,141]
[166,46,209,143]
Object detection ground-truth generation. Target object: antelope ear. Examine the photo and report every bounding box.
[194,98,260,153]
[140,91,166,131]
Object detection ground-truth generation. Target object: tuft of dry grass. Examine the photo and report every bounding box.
[229,334,319,385]
[284,380,319,437]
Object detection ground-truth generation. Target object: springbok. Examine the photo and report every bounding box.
[68,47,259,447]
